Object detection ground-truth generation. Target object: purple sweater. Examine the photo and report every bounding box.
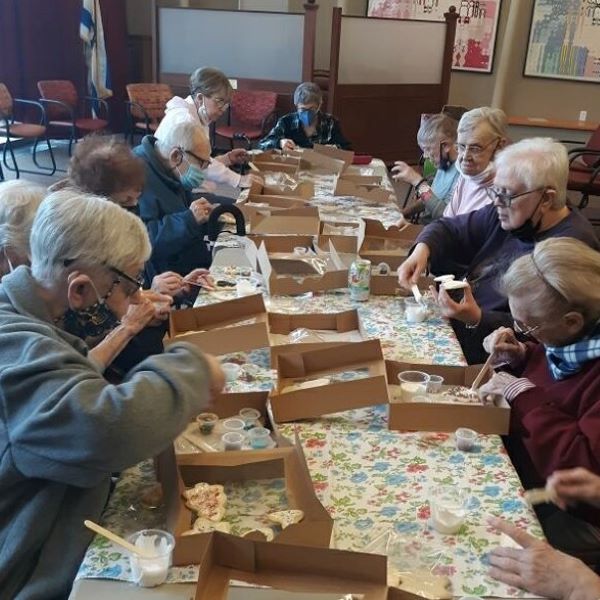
[417,204,600,333]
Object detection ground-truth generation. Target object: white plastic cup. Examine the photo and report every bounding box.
[248,427,271,449]
[429,486,469,534]
[397,371,430,401]
[239,407,261,429]
[222,431,245,451]
[221,362,242,383]
[404,298,428,323]
[127,529,174,587]
[222,418,245,433]
[455,427,477,452]
[426,374,444,394]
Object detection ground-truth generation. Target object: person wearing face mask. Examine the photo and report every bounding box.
[442,107,508,217]
[133,119,216,281]
[0,179,45,277]
[392,113,460,224]
[480,239,600,565]
[398,138,599,364]
[162,67,263,196]
[0,190,225,599]
[257,82,351,151]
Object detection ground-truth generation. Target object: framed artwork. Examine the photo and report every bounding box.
[524,0,600,83]
[367,0,502,73]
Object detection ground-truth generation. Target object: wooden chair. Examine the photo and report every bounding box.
[125,83,173,144]
[566,124,600,210]
[0,82,56,178]
[37,79,109,155]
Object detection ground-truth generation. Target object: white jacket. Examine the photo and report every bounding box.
[159,95,241,189]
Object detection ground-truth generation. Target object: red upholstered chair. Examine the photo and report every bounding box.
[215,90,278,149]
[0,82,56,178]
[566,124,600,209]
[125,83,173,144]
[37,79,109,155]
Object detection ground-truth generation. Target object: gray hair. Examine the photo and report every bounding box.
[155,116,208,157]
[0,180,46,258]
[190,67,232,97]
[30,189,151,287]
[503,237,600,323]
[293,82,322,107]
[417,113,458,148]
[458,107,507,140]
[495,137,568,208]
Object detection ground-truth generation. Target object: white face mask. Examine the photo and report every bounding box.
[455,160,495,184]
[195,97,209,126]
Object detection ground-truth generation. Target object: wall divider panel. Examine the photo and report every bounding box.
[328,7,458,164]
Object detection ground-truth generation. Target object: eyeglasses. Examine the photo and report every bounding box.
[109,265,144,295]
[455,138,498,157]
[210,96,230,109]
[513,319,540,338]
[485,186,545,208]
[182,149,211,170]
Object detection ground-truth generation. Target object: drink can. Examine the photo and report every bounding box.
[348,259,371,301]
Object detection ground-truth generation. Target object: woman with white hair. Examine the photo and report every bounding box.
[0,179,45,276]
[258,81,351,151]
[0,190,224,599]
[443,106,508,217]
[481,237,600,564]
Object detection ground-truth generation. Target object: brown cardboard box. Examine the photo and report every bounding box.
[257,242,348,296]
[370,273,434,296]
[166,294,270,355]
[338,173,383,186]
[270,339,389,422]
[317,220,363,254]
[334,178,392,203]
[155,441,333,565]
[312,143,355,170]
[363,219,423,241]
[241,195,309,212]
[299,149,346,175]
[263,180,315,199]
[190,531,417,600]
[386,362,510,434]
[250,208,320,235]
[250,153,301,176]
[248,234,314,254]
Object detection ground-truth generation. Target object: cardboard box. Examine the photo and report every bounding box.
[317,220,363,254]
[248,234,314,254]
[249,208,320,235]
[250,153,301,176]
[270,339,389,423]
[313,143,355,170]
[334,178,392,203]
[167,294,269,355]
[242,194,309,210]
[263,180,315,199]
[386,362,510,435]
[257,242,348,296]
[191,531,416,600]
[338,173,383,186]
[299,148,346,175]
[156,442,333,565]
[363,219,423,242]
[370,273,434,296]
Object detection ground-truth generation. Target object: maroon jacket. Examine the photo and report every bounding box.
[506,343,600,525]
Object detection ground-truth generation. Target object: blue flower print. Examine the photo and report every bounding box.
[351,472,368,484]
[501,498,523,513]
[483,485,501,497]
[380,506,398,518]
[356,517,374,530]
[481,455,504,467]
[394,521,420,534]
[373,461,390,472]
[385,473,407,486]
[448,453,465,464]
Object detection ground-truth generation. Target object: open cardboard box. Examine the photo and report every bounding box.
[270,339,389,423]
[386,361,510,435]
[248,234,314,254]
[299,148,346,175]
[166,294,269,355]
[370,273,434,297]
[249,207,320,235]
[247,173,315,199]
[338,173,383,186]
[258,241,347,296]
[191,531,418,600]
[317,220,363,254]
[241,194,309,211]
[156,441,333,565]
[250,152,301,176]
[334,178,392,203]
[312,143,355,170]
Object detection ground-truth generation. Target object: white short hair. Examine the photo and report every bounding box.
[495,138,568,208]
[458,107,507,140]
[30,189,151,286]
[155,113,208,156]
[0,180,46,258]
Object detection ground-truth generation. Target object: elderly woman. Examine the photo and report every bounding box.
[481,237,600,562]
[0,190,223,598]
[398,137,599,364]
[392,113,460,224]
[162,66,262,193]
[258,82,351,151]
[0,180,45,276]
[443,106,508,217]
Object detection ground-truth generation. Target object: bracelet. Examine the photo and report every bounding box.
[414,177,427,190]
[465,318,481,329]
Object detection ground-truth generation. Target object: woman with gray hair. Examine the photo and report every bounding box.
[480,237,600,565]
[0,189,224,599]
[0,179,45,276]
[258,81,351,151]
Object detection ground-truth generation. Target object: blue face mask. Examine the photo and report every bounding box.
[178,159,206,190]
[298,109,318,127]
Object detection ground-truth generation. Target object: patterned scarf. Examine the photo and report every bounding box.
[545,327,600,380]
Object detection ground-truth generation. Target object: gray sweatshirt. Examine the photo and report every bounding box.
[0,267,212,599]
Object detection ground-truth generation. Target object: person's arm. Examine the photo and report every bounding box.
[257,117,288,151]
[5,334,223,487]
[203,157,242,188]
[329,118,352,150]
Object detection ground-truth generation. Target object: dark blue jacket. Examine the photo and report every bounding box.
[134,136,211,281]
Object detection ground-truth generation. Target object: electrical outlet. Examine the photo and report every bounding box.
[579,110,587,122]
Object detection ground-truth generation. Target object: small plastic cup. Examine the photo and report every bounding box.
[294,246,308,256]
[127,529,174,587]
[236,280,257,297]
[222,431,245,451]
[404,298,428,323]
[222,418,245,433]
[195,412,218,435]
[248,426,271,449]
[376,262,391,275]
[221,362,242,383]
[455,427,477,452]
[397,371,430,401]
[441,280,469,303]
[239,407,261,429]
[426,374,444,394]
[429,485,469,535]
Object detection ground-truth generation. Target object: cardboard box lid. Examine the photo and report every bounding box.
[363,219,423,241]
[334,179,391,203]
[338,173,383,186]
[252,152,301,168]
[263,181,315,199]
[248,234,314,254]
[300,149,346,175]
[250,208,320,235]
[269,310,359,335]
[312,143,355,171]
[243,194,309,209]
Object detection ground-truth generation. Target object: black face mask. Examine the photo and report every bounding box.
[509,193,546,243]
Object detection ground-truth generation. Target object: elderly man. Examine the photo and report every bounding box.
[134,119,214,281]
[258,82,351,151]
[398,137,599,363]
[0,190,224,599]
